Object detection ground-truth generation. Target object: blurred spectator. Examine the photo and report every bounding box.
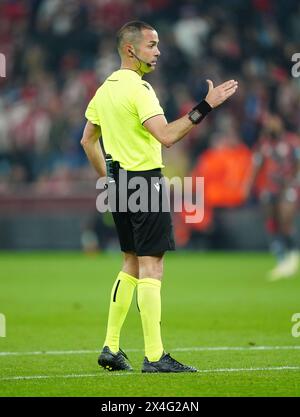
[0,0,300,224]
[175,120,252,248]
[173,5,210,59]
[246,113,300,280]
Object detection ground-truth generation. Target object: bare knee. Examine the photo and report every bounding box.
[122,251,139,278]
[138,254,164,280]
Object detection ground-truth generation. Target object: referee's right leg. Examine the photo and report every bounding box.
[102,251,139,354]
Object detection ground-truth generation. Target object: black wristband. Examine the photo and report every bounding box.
[188,100,212,124]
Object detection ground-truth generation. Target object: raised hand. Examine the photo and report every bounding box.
[205,79,238,108]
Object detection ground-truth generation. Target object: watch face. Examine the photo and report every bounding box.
[190,109,202,123]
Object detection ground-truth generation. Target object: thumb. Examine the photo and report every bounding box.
[206,79,214,92]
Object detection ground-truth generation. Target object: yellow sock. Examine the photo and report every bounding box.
[137,278,164,362]
[104,271,138,353]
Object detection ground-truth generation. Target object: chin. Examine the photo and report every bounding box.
[145,66,155,73]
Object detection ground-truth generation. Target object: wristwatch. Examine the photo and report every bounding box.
[188,100,212,124]
[188,108,203,124]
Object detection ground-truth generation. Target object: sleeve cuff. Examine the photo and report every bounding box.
[141,113,164,124]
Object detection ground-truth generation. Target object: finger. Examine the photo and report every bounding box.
[215,82,237,96]
[218,87,237,103]
[224,86,238,98]
[222,80,238,91]
[224,83,238,94]
[206,79,214,92]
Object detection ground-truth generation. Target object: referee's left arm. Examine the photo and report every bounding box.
[80,121,106,177]
[144,79,238,148]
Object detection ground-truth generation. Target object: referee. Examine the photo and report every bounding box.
[81,21,238,373]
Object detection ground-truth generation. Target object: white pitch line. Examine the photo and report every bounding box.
[1,366,300,382]
[1,345,300,357]
[0,349,100,357]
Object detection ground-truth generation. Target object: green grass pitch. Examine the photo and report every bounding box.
[0,251,300,397]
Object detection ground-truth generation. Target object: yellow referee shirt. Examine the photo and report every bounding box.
[85,69,165,171]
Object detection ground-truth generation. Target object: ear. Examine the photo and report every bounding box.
[125,44,134,57]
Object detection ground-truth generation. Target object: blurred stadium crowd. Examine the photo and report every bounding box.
[0,0,299,200]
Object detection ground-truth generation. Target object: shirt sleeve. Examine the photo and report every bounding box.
[134,81,164,124]
[85,96,100,126]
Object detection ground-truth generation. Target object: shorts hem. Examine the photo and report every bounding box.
[135,247,176,256]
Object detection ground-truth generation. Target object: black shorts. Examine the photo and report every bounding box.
[109,167,175,256]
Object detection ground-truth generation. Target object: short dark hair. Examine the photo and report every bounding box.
[116,21,155,54]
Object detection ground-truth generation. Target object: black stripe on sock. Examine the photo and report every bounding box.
[113,280,121,302]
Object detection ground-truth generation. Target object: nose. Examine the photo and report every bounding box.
[155,47,160,57]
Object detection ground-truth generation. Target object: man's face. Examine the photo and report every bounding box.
[135,29,160,73]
